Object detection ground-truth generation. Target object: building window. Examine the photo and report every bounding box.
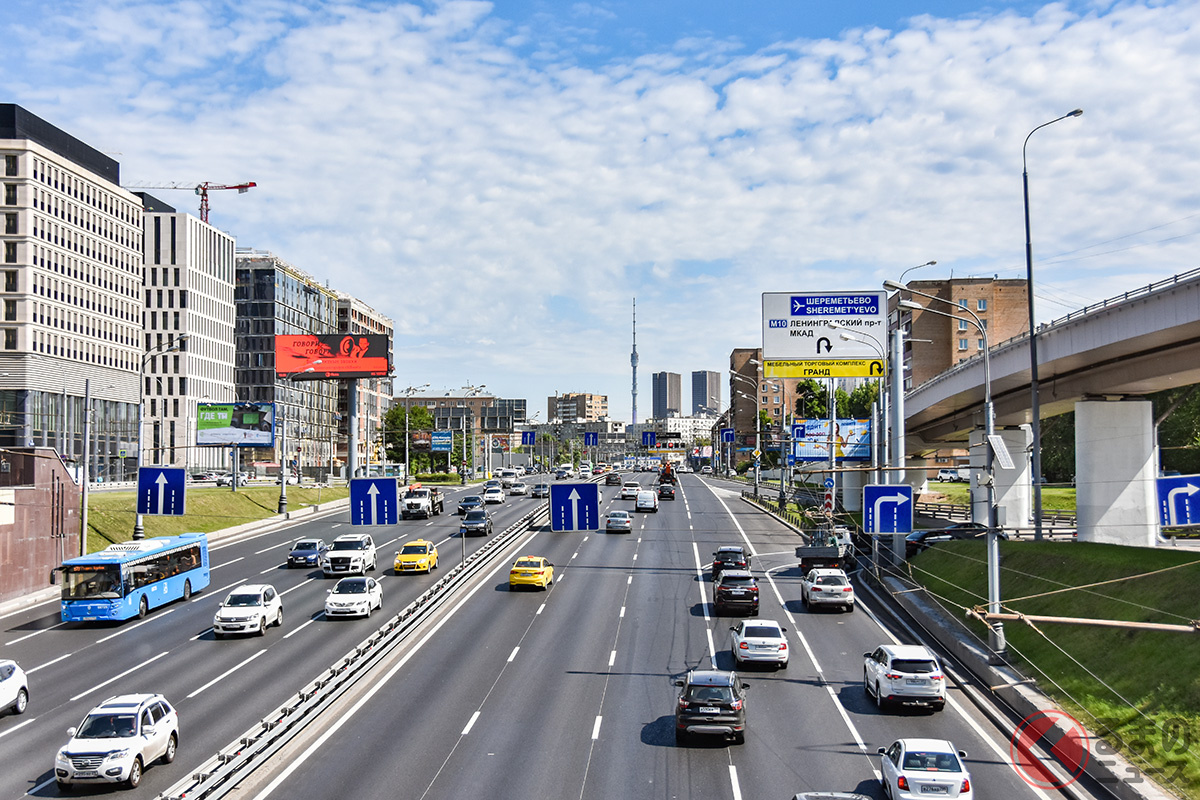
[958,338,968,350]
[3,242,14,263]
[978,338,985,350]
[4,213,14,234]
[3,329,15,349]
[4,271,15,292]
[977,299,987,312]
[3,155,16,177]
[958,318,968,331]
[2,185,13,205]
[957,298,967,309]
[3,300,13,321]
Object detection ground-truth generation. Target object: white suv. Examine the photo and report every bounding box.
[800,568,856,612]
[55,694,178,789]
[620,481,641,499]
[0,659,28,716]
[323,534,378,576]
[213,584,283,637]
[863,644,946,711]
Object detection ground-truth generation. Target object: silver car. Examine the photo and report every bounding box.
[605,510,633,533]
[729,619,789,669]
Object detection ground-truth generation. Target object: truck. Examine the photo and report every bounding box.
[658,461,677,485]
[794,528,854,575]
[401,483,445,519]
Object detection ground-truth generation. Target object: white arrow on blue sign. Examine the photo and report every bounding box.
[1156,474,1200,527]
[862,484,913,533]
[350,477,398,526]
[136,467,187,516]
[721,427,735,443]
[550,483,600,531]
[584,431,599,447]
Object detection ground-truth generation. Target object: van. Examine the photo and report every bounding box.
[498,469,518,488]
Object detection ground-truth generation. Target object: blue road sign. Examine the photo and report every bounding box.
[136,467,187,516]
[550,483,600,531]
[863,484,913,534]
[824,477,835,489]
[583,431,599,447]
[521,431,536,446]
[431,431,453,452]
[1157,474,1200,527]
[721,427,735,444]
[642,431,656,447]
[350,477,399,526]
[787,454,796,466]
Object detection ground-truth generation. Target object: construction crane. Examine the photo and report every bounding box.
[123,180,257,223]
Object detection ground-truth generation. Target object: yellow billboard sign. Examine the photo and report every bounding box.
[764,359,886,378]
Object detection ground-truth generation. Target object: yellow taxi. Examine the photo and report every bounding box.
[508,556,554,591]
[393,539,439,574]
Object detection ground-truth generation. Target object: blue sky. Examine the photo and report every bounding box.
[4,0,1199,421]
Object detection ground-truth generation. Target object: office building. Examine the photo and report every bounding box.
[692,369,721,416]
[652,371,681,418]
[548,392,608,423]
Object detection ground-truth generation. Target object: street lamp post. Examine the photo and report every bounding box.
[278,362,321,514]
[1024,108,1083,542]
[398,384,430,483]
[134,334,190,539]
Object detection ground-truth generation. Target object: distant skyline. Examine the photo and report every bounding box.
[4,1,1199,420]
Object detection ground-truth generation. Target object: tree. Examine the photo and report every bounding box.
[793,380,827,418]
[845,381,881,419]
[382,404,435,473]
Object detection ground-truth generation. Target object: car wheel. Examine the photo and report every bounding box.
[162,733,177,764]
[779,659,788,670]
[875,683,887,709]
[733,731,746,745]
[13,687,28,714]
[258,617,267,636]
[751,607,759,617]
[864,670,873,697]
[276,608,283,627]
[126,757,143,789]
[933,699,946,712]
[847,603,855,613]
[365,602,372,618]
[183,580,192,601]
[138,596,148,619]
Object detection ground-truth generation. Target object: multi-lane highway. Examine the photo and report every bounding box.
[0,474,1064,799]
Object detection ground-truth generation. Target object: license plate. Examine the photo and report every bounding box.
[752,645,772,650]
[698,707,720,714]
[920,786,947,794]
[729,590,745,596]
[74,771,98,778]
[906,678,926,685]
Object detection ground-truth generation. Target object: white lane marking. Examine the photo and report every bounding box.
[6,621,68,646]
[825,683,867,752]
[426,521,435,526]
[70,651,169,702]
[462,711,481,735]
[706,628,716,663]
[591,715,603,740]
[187,649,268,699]
[637,538,641,543]
[213,556,245,569]
[259,565,278,575]
[573,552,579,559]
[280,578,316,596]
[583,536,589,542]
[537,604,546,615]
[27,652,73,673]
[691,542,711,622]
[507,646,520,663]
[608,650,617,667]
[283,616,320,639]
[330,523,342,528]
[255,542,290,555]
[627,575,632,585]
[633,554,638,561]
[619,606,625,618]
[25,776,56,795]
[191,627,215,641]
[729,765,743,800]
[97,608,175,643]
[0,717,36,740]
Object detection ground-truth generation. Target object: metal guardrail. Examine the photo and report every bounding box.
[915,501,1077,527]
[156,503,550,800]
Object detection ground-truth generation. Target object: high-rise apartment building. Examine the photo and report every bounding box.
[138,193,236,473]
[692,370,720,416]
[0,104,143,480]
[548,392,608,423]
[336,294,393,474]
[652,371,681,418]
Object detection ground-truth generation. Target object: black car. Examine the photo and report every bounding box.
[460,508,493,536]
[713,570,759,616]
[904,523,999,558]
[674,669,749,744]
[457,495,484,515]
[555,470,569,480]
[657,484,676,500]
[605,472,622,486]
[712,545,751,578]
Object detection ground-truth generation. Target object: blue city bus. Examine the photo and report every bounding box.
[57,533,210,622]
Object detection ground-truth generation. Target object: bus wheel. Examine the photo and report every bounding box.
[138,596,148,619]
[183,580,192,601]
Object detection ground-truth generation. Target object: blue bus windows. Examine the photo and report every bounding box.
[63,565,122,600]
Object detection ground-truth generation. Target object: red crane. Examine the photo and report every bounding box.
[124,180,257,223]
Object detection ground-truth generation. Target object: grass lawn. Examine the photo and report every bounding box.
[926,481,1077,511]
[86,485,350,553]
[910,540,1200,797]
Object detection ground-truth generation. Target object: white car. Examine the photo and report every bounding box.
[509,482,529,496]
[729,619,789,669]
[635,489,659,512]
[879,738,972,800]
[214,584,283,637]
[55,694,178,789]
[0,659,28,716]
[325,577,383,618]
[323,533,378,576]
[700,465,713,474]
[620,481,641,499]
[483,486,506,504]
[800,568,856,612]
[863,644,946,711]
[579,469,592,479]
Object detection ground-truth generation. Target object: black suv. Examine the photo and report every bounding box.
[459,509,493,537]
[712,545,751,579]
[674,669,749,744]
[713,570,759,615]
[657,484,676,500]
[605,472,622,486]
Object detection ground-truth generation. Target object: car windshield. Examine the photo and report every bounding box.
[892,658,938,674]
[721,576,755,587]
[405,489,430,498]
[292,540,321,551]
[461,496,482,504]
[902,751,962,772]
[77,713,138,739]
[814,575,847,586]
[465,510,487,521]
[401,544,429,554]
[608,512,629,519]
[685,685,734,704]
[225,593,263,606]
[743,626,782,638]
[514,559,542,568]
[334,580,368,594]
[717,549,743,558]
[332,540,367,551]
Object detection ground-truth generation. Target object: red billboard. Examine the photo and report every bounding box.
[275,334,391,380]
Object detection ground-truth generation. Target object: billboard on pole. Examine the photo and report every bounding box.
[791,419,872,462]
[275,334,391,380]
[762,292,886,379]
[196,403,276,446]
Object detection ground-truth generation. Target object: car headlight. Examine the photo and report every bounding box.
[55,750,69,765]
[105,748,131,761]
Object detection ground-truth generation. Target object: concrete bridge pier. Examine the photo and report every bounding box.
[842,469,864,512]
[1075,399,1157,546]
[969,425,1032,531]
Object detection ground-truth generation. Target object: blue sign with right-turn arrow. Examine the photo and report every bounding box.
[1157,474,1200,527]
[863,484,913,534]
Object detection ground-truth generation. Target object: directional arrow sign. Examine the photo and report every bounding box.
[136,467,187,516]
[350,477,398,526]
[1156,475,1200,527]
[584,431,599,447]
[863,484,914,533]
[720,427,735,443]
[550,483,600,531]
[642,431,656,447]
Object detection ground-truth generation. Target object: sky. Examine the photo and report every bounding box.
[3,0,1199,422]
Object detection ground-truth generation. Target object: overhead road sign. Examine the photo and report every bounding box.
[137,467,187,516]
[642,431,656,447]
[863,484,913,533]
[583,432,599,447]
[521,431,536,446]
[720,428,735,444]
[550,483,600,531]
[1156,474,1200,527]
[762,291,886,379]
[350,477,398,525]
[431,430,453,452]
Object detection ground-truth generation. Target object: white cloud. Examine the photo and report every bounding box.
[3,0,1200,419]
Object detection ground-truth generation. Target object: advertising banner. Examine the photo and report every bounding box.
[431,430,453,452]
[491,435,510,452]
[410,431,432,452]
[275,334,391,380]
[791,419,872,462]
[196,403,275,447]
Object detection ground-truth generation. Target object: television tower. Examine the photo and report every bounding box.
[631,298,639,424]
